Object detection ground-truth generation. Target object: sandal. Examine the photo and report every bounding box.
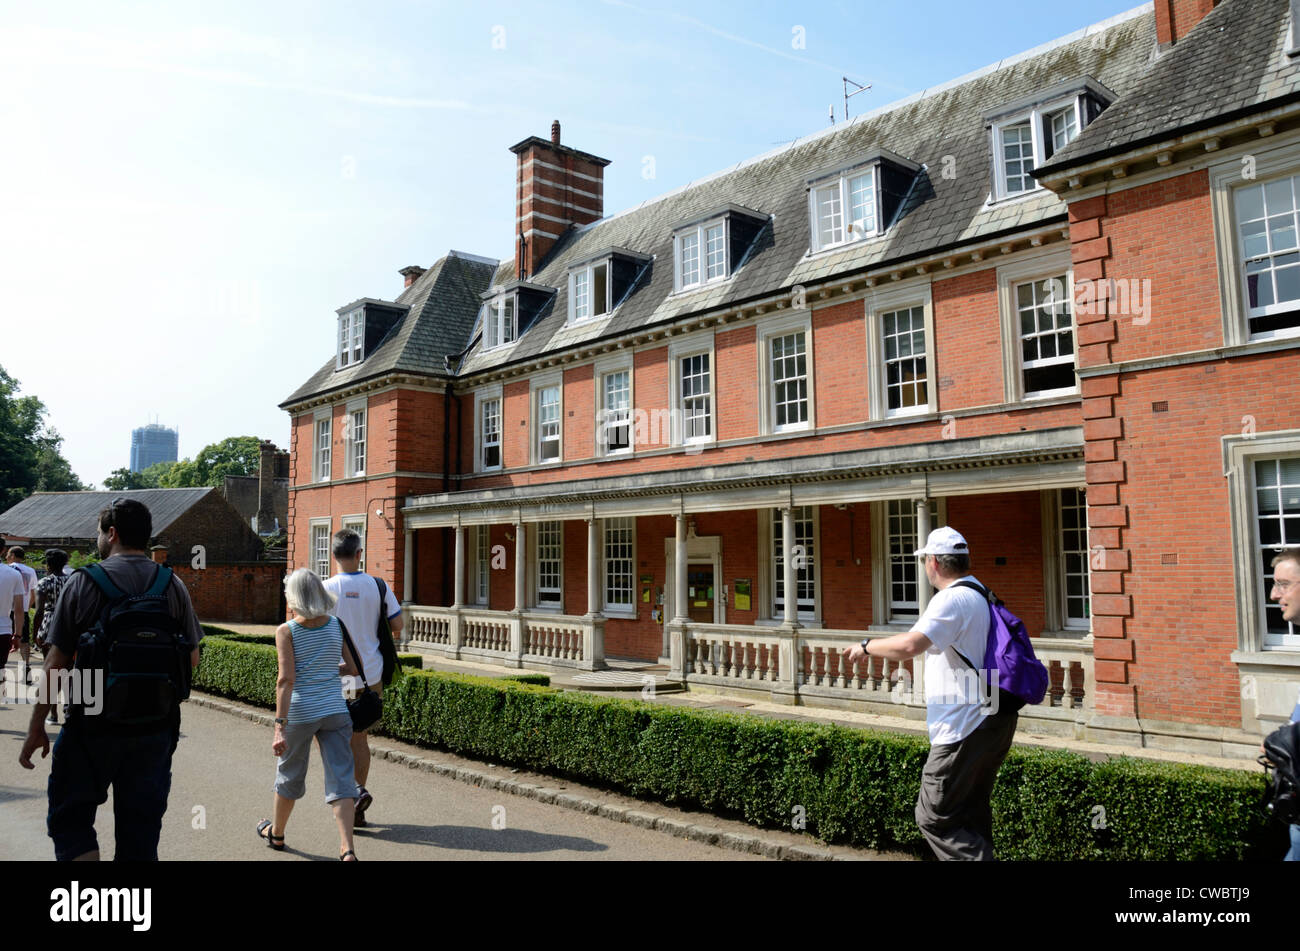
[256,819,285,851]
[340,849,357,861]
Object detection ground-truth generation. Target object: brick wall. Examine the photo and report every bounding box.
[175,562,284,624]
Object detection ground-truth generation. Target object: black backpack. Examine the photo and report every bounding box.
[1260,721,1300,825]
[71,563,192,730]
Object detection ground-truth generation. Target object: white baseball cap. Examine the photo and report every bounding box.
[914,526,970,557]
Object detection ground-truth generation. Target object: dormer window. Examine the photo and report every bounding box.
[988,79,1112,200]
[484,293,516,350]
[671,205,767,295]
[675,219,727,291]
[338,309,364,367]
[806,151,919,255]
[565,248,651,325]
[570,261,609,322]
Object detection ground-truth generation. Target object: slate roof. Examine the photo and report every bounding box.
[0,488,217,542]
[1040,0,1300,174]
[281,251,501,406]
[286,4,1159,401]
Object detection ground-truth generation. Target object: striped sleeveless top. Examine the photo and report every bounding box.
[287,616,350,724]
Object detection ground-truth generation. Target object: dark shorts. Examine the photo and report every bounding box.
[19,611,31,644]
[46,722,178,861]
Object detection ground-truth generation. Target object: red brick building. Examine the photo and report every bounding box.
[283,0,1300,758]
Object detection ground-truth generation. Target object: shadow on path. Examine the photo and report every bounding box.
[355,822,610,855]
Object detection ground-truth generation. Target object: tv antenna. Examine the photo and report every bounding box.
[840,76,871,123]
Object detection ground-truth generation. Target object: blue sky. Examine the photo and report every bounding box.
[0,0,1147,487]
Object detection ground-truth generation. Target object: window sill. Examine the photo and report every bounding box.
[671,277,732,299]
[984,186,1047,209]
[806,231,885,260]
[753,617,822,629]
[603,607,637,619]
[1021,386,1080,402]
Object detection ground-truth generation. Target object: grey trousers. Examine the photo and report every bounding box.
[914,710,1018,860]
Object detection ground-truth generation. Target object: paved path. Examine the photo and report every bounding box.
[0,655,905,861]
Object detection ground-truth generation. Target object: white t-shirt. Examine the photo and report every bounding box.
[0,564,25,636]
[912,576,993,746]
[11,562,37,611]
[323,571,402,691]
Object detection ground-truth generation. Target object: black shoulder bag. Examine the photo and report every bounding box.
[338,617,383,732]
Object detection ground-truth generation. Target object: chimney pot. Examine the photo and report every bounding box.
[399,265,426,289]
[551,120,561,145]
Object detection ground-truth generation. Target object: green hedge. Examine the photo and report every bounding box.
[498,672,551,687]
[192,632,1285,860]
[200,624,422,669]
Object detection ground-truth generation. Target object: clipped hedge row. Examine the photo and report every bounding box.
[192,632,1285,860]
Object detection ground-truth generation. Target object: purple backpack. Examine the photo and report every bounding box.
[951,580,1049,713]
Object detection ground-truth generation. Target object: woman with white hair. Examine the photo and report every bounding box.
[256,567,362,861]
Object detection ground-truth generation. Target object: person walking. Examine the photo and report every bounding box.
[842,526,1018,860]
[0,555,24,705]
[322,529,403,828]
[1268,548,1300,861]
[258,568,362,861]
[31,549,70,724]
[18,498,203,861]
[6,547,38,685]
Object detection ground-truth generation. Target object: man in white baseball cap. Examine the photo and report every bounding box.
[841,525,1018,860]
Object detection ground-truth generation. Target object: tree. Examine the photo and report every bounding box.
[103,468,151,491]
[103,437,260,491]
[0,366,86,508]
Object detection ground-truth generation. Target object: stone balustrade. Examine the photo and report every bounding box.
[404,605,605,670]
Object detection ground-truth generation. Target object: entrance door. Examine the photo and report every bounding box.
[687,564,715,624]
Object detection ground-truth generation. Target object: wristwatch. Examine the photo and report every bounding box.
[859,639,871,655]
[274,717,287,726]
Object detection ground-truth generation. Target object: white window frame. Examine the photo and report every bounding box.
[755,506,821,624]
[1225,430,1300,653]
[567,259,614,324]
[1209,141,1300,347]
[756,312,816,436]
[482,292,518,351]
[808,165,880,253]
[312,408,332,483]
[673,217,729,293]
[529,520,564,612]
[472,523,490,606]
[594,353,635,458]
[996,252,1077,403]
[530,372,564,465]
[870,498,946,627]
[602,516,636,617]
[865,281,938,420]
[344,397,367,477]
[309,518,332,579]
[337,308,364,368]
[341,514,366,572]
[474,384,504,473]
[991,96,1083,201]
[668,332,717,448]
[1040,489,1091,634]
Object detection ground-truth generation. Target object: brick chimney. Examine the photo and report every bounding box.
[509,120,611,280]
[1154,0,1219,49]
[399,265,426,289]
[255,439,277,534]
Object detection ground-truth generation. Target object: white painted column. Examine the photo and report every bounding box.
[782,506,798,626]
[914,499,932,702]
[674,514,688,621]
[587,518,600,616]
[452,525,465,609]
[514,521,526,612]
[403,528,414,605]
[916,499,932,614]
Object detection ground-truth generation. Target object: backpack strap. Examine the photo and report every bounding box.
[81,563,127,601]
[947,580,994,672]
[143,564,173,598]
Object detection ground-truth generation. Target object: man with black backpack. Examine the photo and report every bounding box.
[323,528,403,828]
[842,526,1021,860]
[17,498,203,861]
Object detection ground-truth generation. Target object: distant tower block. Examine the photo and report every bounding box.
[130,423,179,472]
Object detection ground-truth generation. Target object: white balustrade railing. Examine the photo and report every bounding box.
[674,622,1092,715]
[524,615,586,663]
[402,605,603,670]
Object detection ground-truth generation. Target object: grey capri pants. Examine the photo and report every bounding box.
[274,712,357,803]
